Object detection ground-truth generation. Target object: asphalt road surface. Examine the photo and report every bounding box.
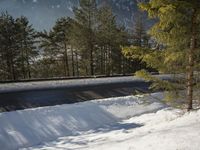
[0,77,152,111]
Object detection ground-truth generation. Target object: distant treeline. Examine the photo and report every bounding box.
[0,0,153,81]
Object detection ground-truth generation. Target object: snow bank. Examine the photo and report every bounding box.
[0,93,165,150]
[105,109,200,150]
[28,109,200,150]
[95,93,165,118]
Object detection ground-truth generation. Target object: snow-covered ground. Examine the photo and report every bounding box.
[26,108,200,150]
[0,92,199,150]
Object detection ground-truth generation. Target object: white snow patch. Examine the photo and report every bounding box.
[26,108,200,150]
[0,93,165,150]
[1,91,199,150]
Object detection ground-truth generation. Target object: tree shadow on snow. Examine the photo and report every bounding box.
[91,122,143,134]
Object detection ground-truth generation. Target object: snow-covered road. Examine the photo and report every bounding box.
[0,75,172,111]
[0,75,171,93]
[0,76,151,111]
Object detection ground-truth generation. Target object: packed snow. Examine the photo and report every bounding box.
[0,92,199,150]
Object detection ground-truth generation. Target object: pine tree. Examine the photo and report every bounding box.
[38,17,75,77]
[0,12,19,80]
[133,12,149,47]
[52,17,71,77]
[38,30,61,77]
[123,0,200,110]
[115,26,131,74]
[68,19,81,77]
[0,13,38,80]
[97,6,117,75]
[132,12,152,72]
[73,0,98,75]
[15,16,38,79]
[96,6,130,75]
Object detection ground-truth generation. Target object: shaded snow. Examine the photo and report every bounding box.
[0,93,165,150]
[1,91,199,150]
[25,108,200,150]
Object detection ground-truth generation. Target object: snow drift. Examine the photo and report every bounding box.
[0,93,165,150]
[27,107,200,150]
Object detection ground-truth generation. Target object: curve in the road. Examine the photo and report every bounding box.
[0,80,151,111]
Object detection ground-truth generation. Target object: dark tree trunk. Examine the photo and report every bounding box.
[10,51,16,80]
[71,47,75,76]
[21,44,26,79]
[25,48,31,79]
[90,46,94,76]
[100,47,104,74]
[187,9,197,111]
[75,51,79,76]
[105,48,108,75]
[64,43,70,76]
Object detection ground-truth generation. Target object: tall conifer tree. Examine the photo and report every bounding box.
[16,16,38,79]
[73,0,97,75]
[123,0,200,110]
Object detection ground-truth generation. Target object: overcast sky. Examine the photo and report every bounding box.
[0,0,78,30]
[0,0,140,31]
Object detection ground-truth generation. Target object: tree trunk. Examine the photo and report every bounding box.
[63,57,67,76]
[100,47,104,74]
[75,51,79,76]
[105,48,108,75]
[10,51,16,80]
[187,9,197,111]
[25,48,31,79]
[121,56,125,75]
[71,46,75,76]
[109,47,113,76]
[27,58,31,79]
[6,51,11,80]
[24,37,31,79]
[90,45,94,76]
[21,45,26,79]
[64,43,70,76]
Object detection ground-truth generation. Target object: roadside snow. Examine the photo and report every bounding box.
[1,92,199,150]
[0,93,165,150]
[25,108,200,150]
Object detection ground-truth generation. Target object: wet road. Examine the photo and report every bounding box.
[0,79,151,111]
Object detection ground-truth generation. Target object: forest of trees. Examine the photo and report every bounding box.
[0,0,151,81]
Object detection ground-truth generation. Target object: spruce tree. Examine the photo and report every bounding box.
[123,0,200,110]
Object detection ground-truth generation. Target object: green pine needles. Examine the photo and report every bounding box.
[123,0,200,110]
